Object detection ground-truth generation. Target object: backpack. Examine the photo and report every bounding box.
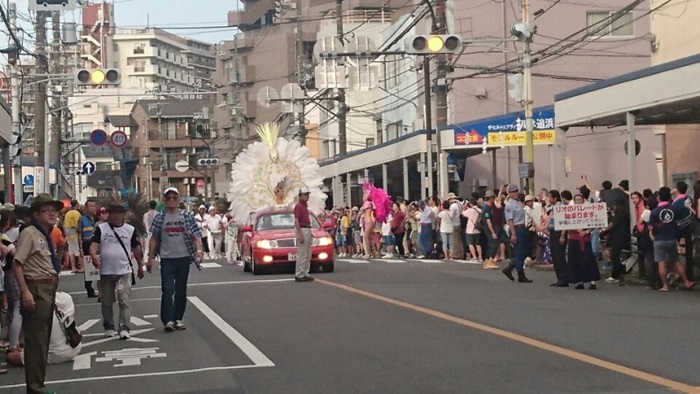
[672,197,693,232]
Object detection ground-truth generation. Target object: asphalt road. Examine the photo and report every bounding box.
[1,257,698,393]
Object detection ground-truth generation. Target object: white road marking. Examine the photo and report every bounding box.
[382,259,407,264]
[143,314,159,319]
[189,296,275,367]
[78,319,100,332]
[130,316,151,327]
[68,278,295,295]
[72,351,97,370]
[75,298,161,307]
[59,271,74,276]
[199,262,222,268]
[82,328,155,344]
[421,259,444,264]
[0,365,267,389]
[457,260,482,265]
[338,259,369,264]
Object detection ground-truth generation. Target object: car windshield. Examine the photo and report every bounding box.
[255,212,320,231]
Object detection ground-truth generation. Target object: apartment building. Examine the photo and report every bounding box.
[112,28,216,95]
[129,98,218,199]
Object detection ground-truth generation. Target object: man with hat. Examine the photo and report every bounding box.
[12,193,63,394]
[502,185,532,283]
[294,187,314,282]
[446,192,465,260]
[149,187,204,332]
[89,200,144,340]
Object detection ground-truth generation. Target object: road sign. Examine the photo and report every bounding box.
[110,130,128,147]
[82,161,96,175]
[23,185,34,193]
[175,160,189,173]
[90,129,108,146]
[23,174,34,186]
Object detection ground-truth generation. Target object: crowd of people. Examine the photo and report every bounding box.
[322,178,700,290]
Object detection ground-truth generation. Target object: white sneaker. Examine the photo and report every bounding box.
[104,329,116,338]
[175,320,186,330]
[605,277,620,283]
[164,321,175,332]
[382,254,394,259]
[119,330,130,340]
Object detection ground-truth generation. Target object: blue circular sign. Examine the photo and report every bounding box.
[90,129,108,146]
[82,161,96,175]
[23,174,34,186]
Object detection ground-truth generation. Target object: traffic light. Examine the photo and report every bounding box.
[197,158,219,167]
[406,35,463,55]
[75,69,121,86]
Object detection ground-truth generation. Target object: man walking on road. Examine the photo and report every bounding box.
[12,193,63,394]
[149,187,203,332]
[90,201,144,340]
[294,187,314,282]
[502,185,533,283]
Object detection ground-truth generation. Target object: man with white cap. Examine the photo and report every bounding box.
[205,206,223,259]
[293,187,313,282]
[194,205,210,259]
[446,192,465,260]
[148,187,204,331]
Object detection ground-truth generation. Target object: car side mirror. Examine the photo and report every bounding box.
[240,225,253,233]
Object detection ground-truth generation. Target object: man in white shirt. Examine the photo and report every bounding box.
[194,205,210,259]
[206,206,224,260]
[447,193,465,260]
[143,201,158,264]
[89,202,144,340]
[223,212,240,265]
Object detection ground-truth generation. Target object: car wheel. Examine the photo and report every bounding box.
[243,260,251,272]
[252,259,264,275]
[324,261,335,273]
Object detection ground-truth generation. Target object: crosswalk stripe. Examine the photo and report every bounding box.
[338,259,369,264]
[422,259,444,264]
[381,259,406,264]
[200,262,222,268]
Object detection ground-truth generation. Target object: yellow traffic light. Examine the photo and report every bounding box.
[407,35,463,55]
[75,69,121,86]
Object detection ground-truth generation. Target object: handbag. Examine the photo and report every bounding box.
[55,307,82,348]
[108,224,137,286]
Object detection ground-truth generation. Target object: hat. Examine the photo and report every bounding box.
[351,206,358,211]
[298,187,310,195]
[507,184,519,193]
[198,205,206,210]
[163,187,179,196]
[97,207,107,215]
[484,190,495,198]
[29,193,63,214]
[446,192,458,200]
[2,203,14,211]
[107,201,128,213]
[208,206,216,211]
[524,195,535,202]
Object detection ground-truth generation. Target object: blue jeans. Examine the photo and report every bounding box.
[508,226,530,273]
[419,224,433,256]
[160,257,191,326]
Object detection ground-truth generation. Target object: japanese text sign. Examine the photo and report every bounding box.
[553,203,608,231]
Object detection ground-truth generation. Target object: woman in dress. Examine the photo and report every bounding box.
[567,194,601,290]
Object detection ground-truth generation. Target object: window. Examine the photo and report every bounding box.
[366,138,375,147]
[165,121,177,139]
[586,11,634,37]
[134,60,146,73]
[133,43,146,54]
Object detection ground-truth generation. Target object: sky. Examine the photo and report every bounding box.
[4,0,242,50]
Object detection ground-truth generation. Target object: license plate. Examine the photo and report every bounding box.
[288,253,297,260]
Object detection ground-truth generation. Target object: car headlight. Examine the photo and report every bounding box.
[312,237,333,246]
[256,240,277,249]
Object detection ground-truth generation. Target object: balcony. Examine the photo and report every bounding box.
[132,65,158,75]
[147,132,210,149]
[228,2,271,29]
[229,65,256,86]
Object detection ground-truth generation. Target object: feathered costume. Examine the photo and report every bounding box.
[362,182,392,223]
[229,122,326,223]
[106,192,150,236]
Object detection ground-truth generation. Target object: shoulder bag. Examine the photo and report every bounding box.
[108,224,137,286]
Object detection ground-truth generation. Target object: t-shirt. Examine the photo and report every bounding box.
[294,201,311,228]
[195,213,209,238]
[14,226,58,279]
[91,222,140,276]
[649,202,679,242]
[419,208,434,225]
[491,204,505,228]
[64,210,81,241]
[160,212,190,259]
[449,202,462,227]
[464,207,481,234]
[438,211,454,234]
[206,214,223,234]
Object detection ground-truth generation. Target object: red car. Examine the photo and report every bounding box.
[239,209,335,275]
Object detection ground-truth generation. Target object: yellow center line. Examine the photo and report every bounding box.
[317,279,699,394]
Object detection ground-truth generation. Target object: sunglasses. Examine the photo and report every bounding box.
[165,196,179,201]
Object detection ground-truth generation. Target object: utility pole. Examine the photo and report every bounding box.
[8,3,22,204]
[423,57,433,198]
[295,4,307,144]
[434,0,449,198]
[35,11,49,195]
[50,11,61,198]
[336,0,348,155]
[521,0,535,195]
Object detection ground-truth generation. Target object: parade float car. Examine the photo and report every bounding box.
[239,209,335,275]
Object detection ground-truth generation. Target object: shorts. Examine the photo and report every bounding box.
[336,234,346,247]
[345,231,354,246]
[67,239,81,257]
[466,233,480,246]
[383,235,394,246]
[654,240,679,263]
[440,232,453,252]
